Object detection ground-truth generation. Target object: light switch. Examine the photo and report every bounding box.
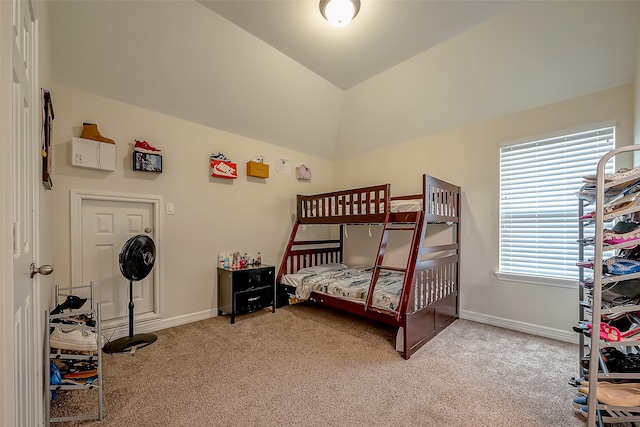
[167,202,175,215]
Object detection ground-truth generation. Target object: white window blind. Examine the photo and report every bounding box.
[499,126,615,281]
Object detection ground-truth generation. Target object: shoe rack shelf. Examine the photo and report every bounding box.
[45,283,103,426]
[577,145,640,426]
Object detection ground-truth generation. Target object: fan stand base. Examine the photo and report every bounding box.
[103,278,157,354]
[102,333,157,354]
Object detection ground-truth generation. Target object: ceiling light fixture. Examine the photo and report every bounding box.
[319,0,360,28]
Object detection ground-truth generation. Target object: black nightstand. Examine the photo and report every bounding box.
[217,265,275,324]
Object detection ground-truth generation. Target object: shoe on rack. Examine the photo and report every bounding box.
[578,404,611,419]
[572,396,588,410]
[624,245,640,260]
[51,313,96,328]
[50,327,105,352]
[605,259,640,275]
[52,358,97,376]
[575,183,626,205]
[601,278,640,302]
[586,322,621,342]
[579,381,640,390]
[580,348,640,373]
[578,315,637,337]
[134,140,162,155]
[80,122,115,144]
[583,167,640,184]
[581,192,640,220]
[590,322,640,341]
[612,221,640,234]
[64,369,98,379]
[50,295,87,315]
[588,311,635,328]
[603,227,640,248]
[49,362,62,399]
[578,384,640,407]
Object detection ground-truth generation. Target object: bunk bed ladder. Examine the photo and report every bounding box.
[365,210,425,320]
[277,221,300,283]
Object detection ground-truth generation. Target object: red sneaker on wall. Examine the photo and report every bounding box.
[134,140,162,155]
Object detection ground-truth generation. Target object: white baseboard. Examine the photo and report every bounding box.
[103,309,218,341]
[460,310,578,344]
[105,308,579,345]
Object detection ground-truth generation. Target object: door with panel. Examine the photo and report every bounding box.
[78,199,156,325]
[9,0,44,426]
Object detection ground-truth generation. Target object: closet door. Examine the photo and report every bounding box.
[7,0,43,426]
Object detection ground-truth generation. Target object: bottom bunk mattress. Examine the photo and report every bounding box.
[281,264,403,312]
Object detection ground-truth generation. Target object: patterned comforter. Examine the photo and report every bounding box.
[295,266,404,312]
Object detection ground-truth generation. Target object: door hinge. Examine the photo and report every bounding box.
[13,222,20,253]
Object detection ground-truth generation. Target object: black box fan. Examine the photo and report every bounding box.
[102,234,158,354]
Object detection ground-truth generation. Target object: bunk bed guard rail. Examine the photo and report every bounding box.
[297,184,390,225]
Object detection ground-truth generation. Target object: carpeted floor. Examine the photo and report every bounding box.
[50,303,589,426]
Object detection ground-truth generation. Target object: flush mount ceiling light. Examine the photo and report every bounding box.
[319,0,361,28]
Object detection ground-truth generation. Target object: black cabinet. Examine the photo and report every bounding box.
[217,265,275,324]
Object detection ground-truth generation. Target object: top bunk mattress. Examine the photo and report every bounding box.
[390,199,422,212]
[302,199,422,218]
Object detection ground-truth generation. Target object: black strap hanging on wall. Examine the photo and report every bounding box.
[41,88,54,190]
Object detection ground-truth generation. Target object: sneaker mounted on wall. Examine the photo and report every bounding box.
[134,140,162,155]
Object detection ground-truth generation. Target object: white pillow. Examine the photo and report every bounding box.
[297,263,347,274]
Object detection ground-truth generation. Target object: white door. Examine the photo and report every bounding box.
[11,0,42,426]
[79,199,156,323]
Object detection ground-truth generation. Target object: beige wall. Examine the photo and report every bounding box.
[335,84,635,340]
[46,0,343,160]
[36,0,55,316]
[50,85,334,324]
[636,28,640,148]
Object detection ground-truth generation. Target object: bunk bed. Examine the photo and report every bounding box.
[277,174,460,359]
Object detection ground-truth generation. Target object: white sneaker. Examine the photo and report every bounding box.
[50,327,105,352]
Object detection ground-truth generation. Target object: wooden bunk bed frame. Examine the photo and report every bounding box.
[277,174,460,359]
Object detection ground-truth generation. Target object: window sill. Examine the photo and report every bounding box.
[495,272,577,289]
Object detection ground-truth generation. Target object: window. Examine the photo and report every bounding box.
[498,125,615,285]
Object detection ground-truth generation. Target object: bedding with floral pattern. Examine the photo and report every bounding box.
[295,266,403,311]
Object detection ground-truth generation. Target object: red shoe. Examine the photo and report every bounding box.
[134,140,162,155]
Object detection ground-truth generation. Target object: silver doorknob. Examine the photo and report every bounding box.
[30,263,53,278]
[144,227,152,233]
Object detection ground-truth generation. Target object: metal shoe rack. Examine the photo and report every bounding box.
[577,145,640,426]
[45,283,103,426]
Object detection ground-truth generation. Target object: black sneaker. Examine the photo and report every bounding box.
[50,295,87,315]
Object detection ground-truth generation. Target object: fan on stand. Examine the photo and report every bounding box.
[103,234,158,354]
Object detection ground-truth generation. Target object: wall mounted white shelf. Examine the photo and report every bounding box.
[71,137,116,171]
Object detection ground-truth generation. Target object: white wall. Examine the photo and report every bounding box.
[335,84,635,341]
[337,1,640,159]
[50,85,334,325]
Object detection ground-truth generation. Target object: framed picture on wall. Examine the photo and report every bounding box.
[133,152,163,173]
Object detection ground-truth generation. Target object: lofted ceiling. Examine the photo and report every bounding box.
[47,1,640,160]
[197,1,513,90]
